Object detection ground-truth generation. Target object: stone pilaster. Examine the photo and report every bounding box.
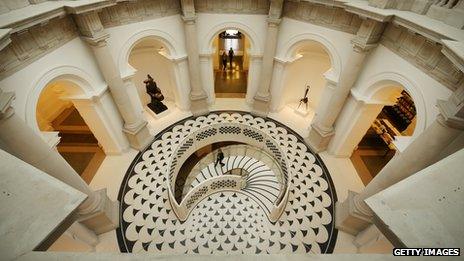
[0,90,119,235]
[306,18,385,152]
[73,11,153,151]
[181,0,209,116]
[252,0,284,116]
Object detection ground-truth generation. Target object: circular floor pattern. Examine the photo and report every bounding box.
[117,111,338,254]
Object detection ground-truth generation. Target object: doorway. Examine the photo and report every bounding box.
[214,30,249,98]
[36,83,105,184]
[350,90,417,185]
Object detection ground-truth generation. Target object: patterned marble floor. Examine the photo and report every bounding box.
[117,111,338,254]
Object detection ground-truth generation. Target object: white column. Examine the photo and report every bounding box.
[70,90,129,155]
[199,52,215,104]
[182,15,209,115]
[0,90,119,235]
[252,18,281,116]
[327,93,386,157]
[171,56,191,111]
[269,58,289,111]
[306,18,385,152]
[73,11,152,151]
[246,54,263,104]
[122,76,145,118]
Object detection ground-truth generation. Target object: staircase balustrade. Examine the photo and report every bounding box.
[167,123,290,223]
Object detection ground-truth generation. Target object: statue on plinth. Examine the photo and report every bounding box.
[144,74,168,114]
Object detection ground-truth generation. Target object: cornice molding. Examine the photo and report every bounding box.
[441,40,464,73]
[64,0,117,15]
[0,90,15,120]
[0,29,11,51]
[2,8,66,34]
[342,4,393,22]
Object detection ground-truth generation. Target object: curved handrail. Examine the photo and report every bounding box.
[168,175,246,222]
[182,144,284,199]
[166,123,290,222]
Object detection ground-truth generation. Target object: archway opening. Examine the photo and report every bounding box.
[36,82,106,184]
[213,30,250,98]
[128,37,178,116]
[350,87,417,185]
[278,40,332,117]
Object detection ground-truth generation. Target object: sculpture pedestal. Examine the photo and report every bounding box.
[147,101,168,115]
[293,103,310,117]
[145,105,170,119]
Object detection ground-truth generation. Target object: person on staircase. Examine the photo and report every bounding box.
[215,148,225,168]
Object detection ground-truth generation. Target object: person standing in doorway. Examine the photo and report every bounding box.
[215,148,225,168]
[228,47,234,70]
[221,51,228,71]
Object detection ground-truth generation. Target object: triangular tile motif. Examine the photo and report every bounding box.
[117,112,337,254]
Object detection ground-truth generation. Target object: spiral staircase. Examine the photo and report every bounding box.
[184,146,281,217]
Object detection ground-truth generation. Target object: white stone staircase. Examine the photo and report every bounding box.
[183,145,282,219]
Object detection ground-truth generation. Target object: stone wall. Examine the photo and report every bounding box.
[98,0,181,28]
[282,0,362,34]
[381,24,463,91]
[194,0,270,14]
[0,16,78,81]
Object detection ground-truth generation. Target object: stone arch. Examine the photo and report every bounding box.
[201,21,262,54]
[26,65,97,130]
[360,71,427,138]
[278,32,342,81]
[118,29,182,77]
[27,65,128,154]
[199,22,263,103]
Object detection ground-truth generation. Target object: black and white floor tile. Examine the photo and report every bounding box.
[117,111,338,254]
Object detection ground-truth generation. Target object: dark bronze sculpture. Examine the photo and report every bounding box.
[298,85,310,110]
[144,74,168,114]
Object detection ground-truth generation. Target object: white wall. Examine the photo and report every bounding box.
[128,50,176,106]
[105,15,188,73]
[350,44,453,136]
[0,38,107,127]
[271,18,354,111]
[0,38,129,153]
[196,13,267,55]
[281,53,331,109]
[275,18,355,78]
[104,15,190,110]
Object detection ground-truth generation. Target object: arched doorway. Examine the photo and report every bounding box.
[127,37,182,117]
[277,40,332,115]
[271,38,340,124]
[213,30,250,98]
[329,84,419,185]
[36,82,106,184]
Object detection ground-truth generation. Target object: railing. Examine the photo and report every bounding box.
[168,175,246,221]
[166,123,290,223]
[182,144,284,199]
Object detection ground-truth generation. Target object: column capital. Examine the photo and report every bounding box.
[81,32,110,47]
[351,39,378,53]
[437,87,464,130]
[352,18,386,52]
[0,90,15,120]
[267,17,282,27]
[73,10,106,39]
[181,15,197,25]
